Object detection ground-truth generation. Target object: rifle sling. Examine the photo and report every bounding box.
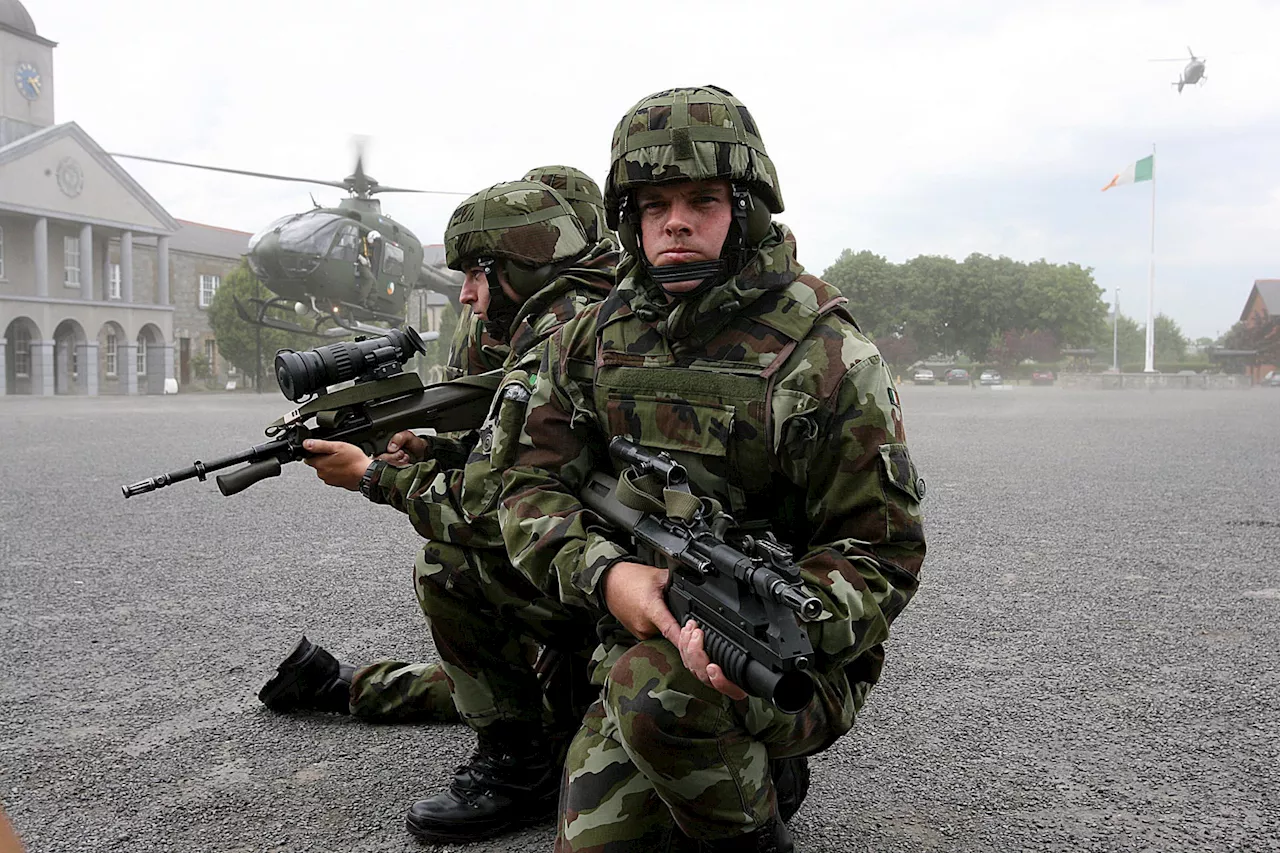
[615,467,714,523]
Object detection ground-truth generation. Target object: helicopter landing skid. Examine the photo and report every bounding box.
[234,296,350,338]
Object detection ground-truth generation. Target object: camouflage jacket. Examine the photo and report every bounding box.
[498,227,926,680]
[368,242,618,550]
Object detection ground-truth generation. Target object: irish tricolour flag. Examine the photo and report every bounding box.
[1102,155,1154,191]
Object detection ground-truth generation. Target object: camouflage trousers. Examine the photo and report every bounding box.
[556,627,865,851]
[411,538,598,731]
[344,542,466,723]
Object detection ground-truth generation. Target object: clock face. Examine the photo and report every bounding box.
[15,62,41,101]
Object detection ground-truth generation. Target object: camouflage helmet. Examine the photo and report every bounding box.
[522,165,614,245]
[444,180,589,296]
[603,85,784,231]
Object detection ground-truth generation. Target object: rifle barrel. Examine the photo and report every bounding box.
[120,440,291,498]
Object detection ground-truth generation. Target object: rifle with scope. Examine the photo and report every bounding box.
[121,327,500,499]
[580,437,825,714]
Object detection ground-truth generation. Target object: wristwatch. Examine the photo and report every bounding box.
[360,459,388,502]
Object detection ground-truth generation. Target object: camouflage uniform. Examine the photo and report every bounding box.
[497,87,927,850]
[343,304,508,724]
[346,171,611,725]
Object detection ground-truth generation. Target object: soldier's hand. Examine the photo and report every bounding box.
[302,439,372,491]
[678,618,748,701]
[377,430,429,465]
[602,561,681,645]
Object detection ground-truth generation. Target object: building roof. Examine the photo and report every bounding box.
[171,219,252,259]
[0,0,55,46]
[0,0,33,33]
[1243,279,1280,321]
[0,122,180,233]
[133,219,251,260]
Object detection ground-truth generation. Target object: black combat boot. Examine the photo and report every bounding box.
[771,756,811,823]
[404,721,560,843]
[696,816,795,853]
[258,635,354,714]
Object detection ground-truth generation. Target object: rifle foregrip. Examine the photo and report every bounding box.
[702,630,814,715]
[216,459,283,496]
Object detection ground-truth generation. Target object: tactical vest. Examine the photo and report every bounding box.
[590,276,852,546]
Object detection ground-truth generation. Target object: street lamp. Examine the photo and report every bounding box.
[1113,287,1121,373]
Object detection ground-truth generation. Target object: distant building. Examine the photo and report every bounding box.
[1239,279,1279,383]
[0,1,253,395]
[1,1,461,396]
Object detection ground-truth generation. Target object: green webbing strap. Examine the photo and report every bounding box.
[614,466,716,524]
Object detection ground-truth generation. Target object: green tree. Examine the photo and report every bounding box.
[822,250,904,339]
[1153,314,1189,363]
[1222,317,1280,362]
[207,261,343,387]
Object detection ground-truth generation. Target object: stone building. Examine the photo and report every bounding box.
[0,0,253,395]
[1239,279,1279,384]
[1,1,464,396]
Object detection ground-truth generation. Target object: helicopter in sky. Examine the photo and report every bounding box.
[1149,47,1207,93]
[111,146,468,337]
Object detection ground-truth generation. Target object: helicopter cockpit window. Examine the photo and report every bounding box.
[275,212,352,256]
[381,242,405,279]
[329,224,361,263]
[247,213,298,252]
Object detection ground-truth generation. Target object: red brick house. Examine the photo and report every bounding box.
[1240,279,1279,383]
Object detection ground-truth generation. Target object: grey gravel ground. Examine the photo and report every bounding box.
[2,384,1278,853]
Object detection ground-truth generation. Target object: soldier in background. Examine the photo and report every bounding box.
[258,167,612,727]
[266,179,617,843]
[498,86,927,851]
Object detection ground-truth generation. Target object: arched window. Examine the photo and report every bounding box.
[136,332,147,377]
[105,333,118,376]
[13,326,30,377]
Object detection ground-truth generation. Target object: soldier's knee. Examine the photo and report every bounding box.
[603,640,703,755]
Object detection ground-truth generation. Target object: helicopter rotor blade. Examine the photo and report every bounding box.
[108,153,352,190]
[370,185,469,196]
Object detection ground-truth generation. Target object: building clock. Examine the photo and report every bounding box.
[14,61,41,100]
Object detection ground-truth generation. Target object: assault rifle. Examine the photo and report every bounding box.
[580,437,824,714]
[121,327,500,499]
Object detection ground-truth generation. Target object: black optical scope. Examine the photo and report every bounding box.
[274,326,427,402]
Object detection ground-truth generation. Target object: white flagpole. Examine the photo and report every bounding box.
[1144,143,1157,373]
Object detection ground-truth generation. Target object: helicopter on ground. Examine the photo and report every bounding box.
[1149,47,1207,93]
[110,146,468,337]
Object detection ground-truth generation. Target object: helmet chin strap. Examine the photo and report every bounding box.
[477,256,521,343]
[629,184,754,298]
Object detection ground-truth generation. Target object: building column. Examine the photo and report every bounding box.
[163,344,175,393]
[33,218,49,297]
[121,231,134,303]
[102,239,113,299]
[120,342,137,395]
[0,338,6,396]
[157,235,171,305]
[31,339,54,396]
[80,224,94,300]
[77,341,99,396]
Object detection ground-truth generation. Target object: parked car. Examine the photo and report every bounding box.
[913,369,935,385]
[979,370,1002,386]
[944,368,970,385]
[1031,370,1056,386]
[1265,373,1280,388]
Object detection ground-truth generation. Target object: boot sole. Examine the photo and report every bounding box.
[405,795,557,843]
[258,637,332,711]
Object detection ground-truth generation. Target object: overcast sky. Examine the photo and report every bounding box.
[26,0,1280,340]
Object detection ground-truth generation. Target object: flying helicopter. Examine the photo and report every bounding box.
[110,145,468,337]
[1149,47,1207,93]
